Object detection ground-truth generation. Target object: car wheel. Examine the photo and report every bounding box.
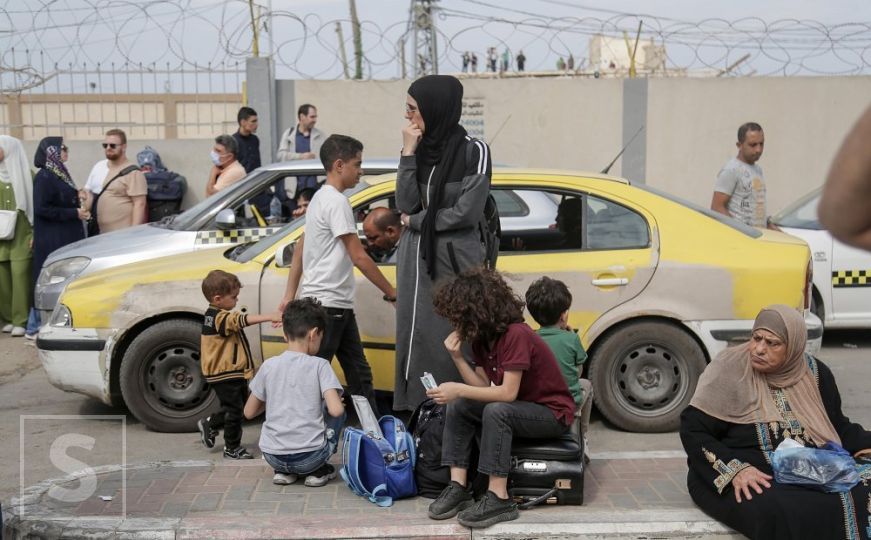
[119,319,217,432]
[589,321,706,433]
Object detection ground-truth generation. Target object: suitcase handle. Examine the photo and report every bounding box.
[517,486,558,510]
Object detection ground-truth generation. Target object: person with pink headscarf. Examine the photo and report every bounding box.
[681,304,871,539]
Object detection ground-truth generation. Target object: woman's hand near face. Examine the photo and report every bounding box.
[401,123,422,156]
[444,331,464,360]
[732,466,772,503]
[426,382,463,404]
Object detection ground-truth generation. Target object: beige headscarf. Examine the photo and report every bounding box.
[0,135,34,225]
[690,304,839,446]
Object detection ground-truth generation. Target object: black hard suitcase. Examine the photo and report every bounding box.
[508,433,584,507]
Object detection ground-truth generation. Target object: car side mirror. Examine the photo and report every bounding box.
[275,241,295,268]
[216,209,236,230]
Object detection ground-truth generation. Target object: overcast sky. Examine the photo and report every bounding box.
[2,0,870,89]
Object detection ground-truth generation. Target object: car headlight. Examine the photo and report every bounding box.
[38,257,90,287]
[49,304,73,327]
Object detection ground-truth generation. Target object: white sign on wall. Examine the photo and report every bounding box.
[461,97,485,140]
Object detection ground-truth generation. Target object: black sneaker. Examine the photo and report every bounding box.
[457,490,518,528]
[197,417,216,449]
[223,446,254,460]
[428,481,475,520]
[304,463,337,487]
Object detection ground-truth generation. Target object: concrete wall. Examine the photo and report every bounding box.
[292,78,625,176]
[288,76,871,214]
[15,76,870,216]
[646,76,871,212]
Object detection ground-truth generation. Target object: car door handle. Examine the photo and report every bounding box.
[592,277,629,286]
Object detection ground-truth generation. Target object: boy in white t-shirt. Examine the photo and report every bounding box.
[244,297,346,486]
[279,134,397,415]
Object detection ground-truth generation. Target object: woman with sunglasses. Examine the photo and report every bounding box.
[30,137,89,335]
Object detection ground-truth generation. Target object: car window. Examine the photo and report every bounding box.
[585,195,650,250]
[771,188,822,230]
[496,188,578,252]
[352,196,399,264]
[491,189,528,218]
[234,181,374,263]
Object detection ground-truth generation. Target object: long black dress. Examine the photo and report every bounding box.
[680,357,871,540]
[32,169,85,283]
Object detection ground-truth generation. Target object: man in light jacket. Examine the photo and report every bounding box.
[276,104,327,210]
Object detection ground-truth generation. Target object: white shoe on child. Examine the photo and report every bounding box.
[2,324,12,333]
[273,472,298,485]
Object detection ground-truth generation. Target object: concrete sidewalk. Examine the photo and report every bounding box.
[3,453,743,539]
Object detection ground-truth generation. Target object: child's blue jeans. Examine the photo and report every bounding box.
[263,411,345,475]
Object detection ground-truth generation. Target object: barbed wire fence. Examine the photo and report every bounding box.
[2,0,870,95]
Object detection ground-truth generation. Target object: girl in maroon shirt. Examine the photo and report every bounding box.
[425,267,575,529]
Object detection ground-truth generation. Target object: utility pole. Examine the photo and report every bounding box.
[407,0,439,77]
[349,0,363,79]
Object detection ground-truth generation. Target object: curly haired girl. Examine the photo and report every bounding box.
[425,267,575,528]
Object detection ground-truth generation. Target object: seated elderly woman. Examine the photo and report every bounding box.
[680,304,871,540]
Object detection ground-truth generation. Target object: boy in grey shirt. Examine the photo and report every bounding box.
[244,297,345,487]
[711,122,767,228]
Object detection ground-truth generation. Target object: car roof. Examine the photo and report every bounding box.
[257,158,630,186]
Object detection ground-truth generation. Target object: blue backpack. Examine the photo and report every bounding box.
[340,415,417,507]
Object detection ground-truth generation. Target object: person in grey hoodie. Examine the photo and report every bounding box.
[393,75,493,411]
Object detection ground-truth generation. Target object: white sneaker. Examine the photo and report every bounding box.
[273,472,298,485]
[1,324,12,333]
[24,332,37,341]
[10,326,25,337]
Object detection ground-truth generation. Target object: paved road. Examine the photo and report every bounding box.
[2,329,869,505]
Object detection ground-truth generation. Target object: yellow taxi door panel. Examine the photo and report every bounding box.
[493,188,658,344]
[353,264,397,391]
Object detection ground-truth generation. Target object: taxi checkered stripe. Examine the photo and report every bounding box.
[196,227,282,245]
[832,269,871,288]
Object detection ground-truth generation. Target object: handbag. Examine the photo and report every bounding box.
[0,209,18,240]
[87,165,140,237]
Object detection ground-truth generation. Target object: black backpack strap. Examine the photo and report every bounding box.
[100,164,141,195]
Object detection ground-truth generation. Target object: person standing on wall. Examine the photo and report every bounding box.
[393,74,494,412]
[711,122,769,228]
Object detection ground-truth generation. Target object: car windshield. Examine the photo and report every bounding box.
[167,169,274,231]
[635,184,763,238]
[233,180,373,263]
[770,188,822,230]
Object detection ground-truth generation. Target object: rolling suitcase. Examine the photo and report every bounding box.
[508,433,584,507]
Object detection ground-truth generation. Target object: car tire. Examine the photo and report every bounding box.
[589,320,706,433]
[119,319,218,432]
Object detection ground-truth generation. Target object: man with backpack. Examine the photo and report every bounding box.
[136,146,187,222]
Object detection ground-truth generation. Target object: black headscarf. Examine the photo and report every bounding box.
[408,75,468,278]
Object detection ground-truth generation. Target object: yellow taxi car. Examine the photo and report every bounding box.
[37,166,821,433]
